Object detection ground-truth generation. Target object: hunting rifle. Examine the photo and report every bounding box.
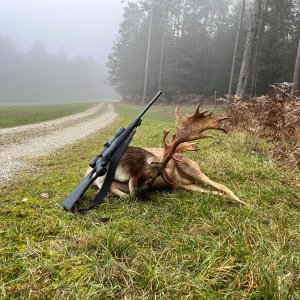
[62,91,162,212]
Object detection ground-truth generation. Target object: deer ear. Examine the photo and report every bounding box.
[149,162,163,169]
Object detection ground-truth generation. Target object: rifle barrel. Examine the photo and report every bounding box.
[136,91,162,120]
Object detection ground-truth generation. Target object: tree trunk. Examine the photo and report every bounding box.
[249,0,267,99]
[142,0,154,104]
[292,37,300,94]
[158,21,165,92]
[249,42,259,99]
[228,0,246,97]
[204,0,216,86]
[236,0,263,98]
[174,0,182,94]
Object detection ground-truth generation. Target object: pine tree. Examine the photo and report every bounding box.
[292,37,300,93]
[256,0,298,94]
[106,0,300,101]
[228,0,246,97]
[236,0,263,98]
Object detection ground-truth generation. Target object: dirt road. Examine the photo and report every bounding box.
[0,103,117,183]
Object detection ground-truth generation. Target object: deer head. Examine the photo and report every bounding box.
[162,104,229,167]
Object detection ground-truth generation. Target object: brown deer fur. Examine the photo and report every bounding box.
[101,147,247,206]
[146,148,246,205]
[88,147,164,198]
[89,105,248,206]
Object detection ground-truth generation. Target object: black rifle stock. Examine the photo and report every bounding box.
[62,91,162,211]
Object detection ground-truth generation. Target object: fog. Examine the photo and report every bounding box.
[1,0,300,103]
[0,0,124,103]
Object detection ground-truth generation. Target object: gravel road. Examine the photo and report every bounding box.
[0,103,117,183]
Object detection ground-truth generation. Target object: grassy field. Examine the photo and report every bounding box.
[0,103,299,299]
[0,102,96,128]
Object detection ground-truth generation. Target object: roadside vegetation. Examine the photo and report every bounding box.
[227,89,300,169]
[0,102,96,128]
[0,103,299,299]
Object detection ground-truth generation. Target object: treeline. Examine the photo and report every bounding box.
[107,0,300,101]
[0,35,114,103]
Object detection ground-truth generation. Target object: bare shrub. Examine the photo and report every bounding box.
[226,90,300,167]
[172,94,205,105]
[123,95,167,105]
[123,95,141,104]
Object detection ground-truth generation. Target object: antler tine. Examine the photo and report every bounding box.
[191,103,201,116]
[161,103,229,169]
[175,107,180,130]
[162,129,170,146]
[203,111,212,117]
[217,116,229,133]
[218,116,229,121]
[175,142,200,153]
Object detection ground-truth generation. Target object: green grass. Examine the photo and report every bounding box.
[0,102,96,128]
[0,103,299,299]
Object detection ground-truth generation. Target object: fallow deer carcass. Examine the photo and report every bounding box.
[87,146,170,198]
[90,104,247,206]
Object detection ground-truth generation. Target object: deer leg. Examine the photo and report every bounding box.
[111,181,129,193]
[181,183,224,197]
[177,159,248,206]
[128,176,151,199]
[193,172,248,206]
[128,177,137,194]
[110,182,129,198]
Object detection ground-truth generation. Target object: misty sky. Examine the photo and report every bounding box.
[0,0,125,65]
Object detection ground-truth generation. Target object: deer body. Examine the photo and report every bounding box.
[146,148,246,204]
[89,104,248,206]
[89,146,246,206]
[88,147,163,197]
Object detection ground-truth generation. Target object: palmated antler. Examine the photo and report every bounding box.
[163,130,199,153]
[162,104,228,167]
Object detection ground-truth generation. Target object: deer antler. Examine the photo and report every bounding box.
[162,104,228,167]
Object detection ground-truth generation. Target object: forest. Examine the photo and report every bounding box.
[107,0,300,102]
[1,1,300,298]
[0,35,114,103]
